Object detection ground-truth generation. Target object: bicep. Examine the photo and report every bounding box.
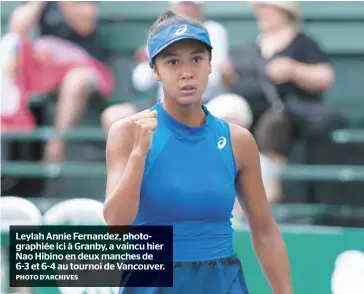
[105,122,132,200]
[234,129,273,233]
[298,35,330,65]
[294,36,334,89]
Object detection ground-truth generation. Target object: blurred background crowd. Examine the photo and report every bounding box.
[1,1,364,294]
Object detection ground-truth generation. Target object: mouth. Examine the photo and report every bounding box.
[180,85,197,96]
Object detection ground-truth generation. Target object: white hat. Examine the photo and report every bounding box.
[205,94,253,129]
[170,1,204,6]
[331,250,364,294]
[253,1,301,20]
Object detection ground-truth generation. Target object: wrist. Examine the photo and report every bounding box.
[272,284,292,294]
[278,288,293,294]
[289,60,300,82]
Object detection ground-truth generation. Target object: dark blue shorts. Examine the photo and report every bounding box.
[119,254,249,294]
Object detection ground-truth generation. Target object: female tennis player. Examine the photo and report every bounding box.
[103,9,292,294]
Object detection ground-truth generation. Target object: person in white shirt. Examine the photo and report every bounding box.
[101,1,252,133]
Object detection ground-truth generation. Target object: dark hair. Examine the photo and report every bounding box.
[148,10,212,65]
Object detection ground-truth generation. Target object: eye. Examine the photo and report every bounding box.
[192,56,202,63]
[167,59,178,65]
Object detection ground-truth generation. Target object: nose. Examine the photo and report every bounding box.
[181,73,194,80]
[180,65,195,80]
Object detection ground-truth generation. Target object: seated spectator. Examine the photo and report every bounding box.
[220,1,334,203]
[2,1,114,163]
[101,0,252,133]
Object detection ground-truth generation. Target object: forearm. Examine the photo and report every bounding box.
[252,223,292,294]
[104,151,147,226]
[9,2,44,35]
[291,61,334,93]
[58,2,96,36]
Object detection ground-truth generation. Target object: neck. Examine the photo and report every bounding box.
[258,24,297,58]
[262,23,296,37]
[161,98,206,127]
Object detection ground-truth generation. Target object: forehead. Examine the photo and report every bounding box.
[161,39,208,55]
[174,1,201,10]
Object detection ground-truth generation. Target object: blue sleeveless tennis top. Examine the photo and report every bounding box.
[133,101,238,262]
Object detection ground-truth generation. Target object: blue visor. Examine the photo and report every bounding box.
[147,23,213,67]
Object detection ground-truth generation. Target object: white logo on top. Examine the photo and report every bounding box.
[217,136,227,149]
[176,25,187,35]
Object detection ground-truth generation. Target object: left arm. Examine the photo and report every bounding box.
[266,58,334,94]
[266,35,335,94]
[58,2,97,36]
[291,36,334,93]
[231,124,292,294]
[291,61,334,93]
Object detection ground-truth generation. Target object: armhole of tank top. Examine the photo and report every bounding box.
[226,122,238,176]
[215,118,238,180]
[227,124,238,175]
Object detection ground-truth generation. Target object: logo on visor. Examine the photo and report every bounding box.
[176,25,187,35]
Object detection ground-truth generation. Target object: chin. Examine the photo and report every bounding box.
[176,95,201,107]
[257,21,271,32]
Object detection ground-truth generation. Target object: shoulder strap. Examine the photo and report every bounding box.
[252,48,286,113]
[212,117,237,179]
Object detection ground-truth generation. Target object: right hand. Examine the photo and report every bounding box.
[131,110,158,155]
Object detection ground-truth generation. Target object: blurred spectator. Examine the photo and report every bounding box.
[220,1,334,203]
[205,93,253,130]
[3,1,114,163]
[331,250,364,294]
[101,0,252,133]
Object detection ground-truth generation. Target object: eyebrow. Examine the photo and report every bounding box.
[161,48,207,59]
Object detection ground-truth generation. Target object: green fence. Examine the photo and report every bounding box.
[234,225,364,294]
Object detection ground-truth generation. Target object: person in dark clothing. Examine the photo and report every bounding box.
[220,1,334,203]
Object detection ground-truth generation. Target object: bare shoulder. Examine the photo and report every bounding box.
[106,117,132,149]
[229,123,254,143]
[229,123,260,171]
[105,115,135,163]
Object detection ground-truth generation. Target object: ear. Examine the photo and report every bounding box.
[208,61,212,75]
[152,65,161,81]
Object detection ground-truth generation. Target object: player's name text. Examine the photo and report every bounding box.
[15,232,152,242]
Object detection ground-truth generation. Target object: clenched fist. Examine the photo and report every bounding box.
[131,110,158,155]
